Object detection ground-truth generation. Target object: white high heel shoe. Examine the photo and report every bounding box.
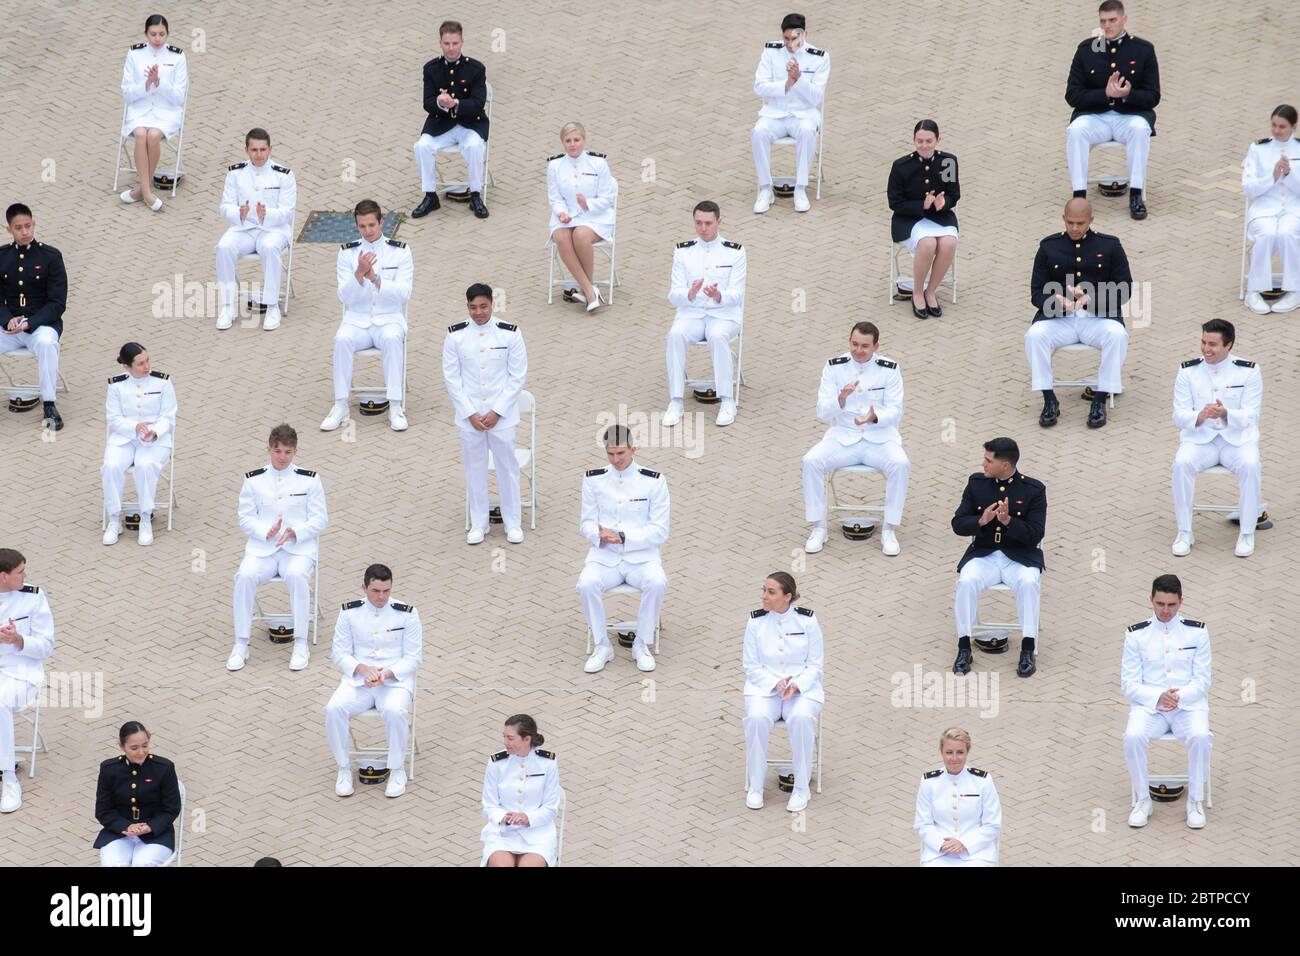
[585,290,605,313]
[119,189,140,204]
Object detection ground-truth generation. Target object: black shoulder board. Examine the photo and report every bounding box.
[19,584,39,593]
[496,321,517,331]
[639,468,661,479]
[765,40,783,48]
[807,46,825,56]
[490,750,509,762]
[167,45,183,54]
[722,240,742,249]
[109,373,128,383]
[828,356,849,365]
[1258,137,1273,145]
[342,599,363,610]
[534,750,556,760]
[1127,620,1150,632]
[391,602,414,613]
[586,467,607,477]
[271,163,290,174]
[876,358,898,369]
[968,767,988,777]
[245,467,266,478]
[130,42,146,49]
[341,239,360,249]
[294,468,317,477]
[1233,359,1256,368]
[750,608,768,618]
[149,369,169,379]
[923,769,942,779]
[795,606,813,617]
[1183,619,1206,628]
[386,238,406,248]
[677,239,696,248]
[586,151,607,158]
[448,321,468,333]
[547,153,564,162]
[1181,358,1202,368]
[229,161,247,171]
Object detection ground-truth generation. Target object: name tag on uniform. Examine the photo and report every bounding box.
[490,345,508,350]
[581,172,598,177]
[264,186,280,191]
[144,390,162,396]
[526,773,545,778]
[385,626,405,632]
[629,497,648,502]
[289,492,307,497]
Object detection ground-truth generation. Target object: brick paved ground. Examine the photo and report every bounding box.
[1,0,1295,866]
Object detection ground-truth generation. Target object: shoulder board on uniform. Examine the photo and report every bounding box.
[130,42,146,49]
[586,467,607,477]
[1233,359,1256,368]
[448,321,468,333]
[828,356,849,365]
[167,45,183,54]
[149,369,169,379]
[639,468,661,479]
[496,321,517,332]
[923,769,942,779]
[271,163,290,175]
[102,755,125,769]
[245,467,266,478]
[1183,619,1206,628]
[807,46,825,56]
[722,240,742,249]
[1181,358,1203,368]
[19,584,39,594]
[229,161,248,171]
[341,239,360,249]
[490,750,509,762]
[750,608,768,618]
[1257,137,1273,145]
[534,750,556,760]
[968,767,988,778]
[876,358,898,369]
[586,151,607,158]
[109,373,128,383]
[391,602,414,613]
[294,468,316,477]
[795,606,813,617]
[547,153,564,162]
[765,41,783,48]
[386,238,406,248]
[1127,620,1150,632]
[341,599,363,610]
[677,239,696,249]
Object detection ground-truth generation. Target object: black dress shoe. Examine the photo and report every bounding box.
[1072,189,1088,199]
[42,401,63,431]
[925,297,943,318]
[1086,395,1108,428]
[952,647,973,675]
[411,192,441,218]
[1016,648,1037,677]
[1129,191,1148,220]
[1038,395,1060,427]
[469,192,489,219]
[911,298,928,320]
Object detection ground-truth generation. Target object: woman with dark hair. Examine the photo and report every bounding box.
[94,721,181,866]
[1242,104,1300,314]
[913,726,1002,866]
[119,14,189,211]
[743,572,824,813]
[102,342,176,547]
[480,714,562,866]
[887,119,960,319]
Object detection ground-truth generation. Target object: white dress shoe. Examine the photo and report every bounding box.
[716,400,736,427]
[0,778,22,813]
[1171,531,1194,557]
[804,526,827,554]
[262,307,282,331]
[388,404,408,431]
[466,526,486,545]
[584,643,615,673]
[1271,290,1300,313]
[662,401,684,427]
[586,290,604,313]
[880,528,900,556]
[793,187,811,212]
[289,642,310,671]
[137,516,154,546]
[745,790,764,810]
[148,196,164,212]
[215,310,234,331]
[335,767,354,797]
[1186,799,1206,829]
[103,515,121,546]
[119,189,140,204]
[753,186,775,214]
[786,788,810,813]
[633,643,656,672]
[385,768,408,798]
[226,642,250,671]
[506,526,524,544]
[1245,292,1272,314]
[320,403,349,431]
[1234,532,1255,557]
[1127,797,1153,827]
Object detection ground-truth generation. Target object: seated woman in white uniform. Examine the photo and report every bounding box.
[1242,104,1300,315]
[913,726,1002,867]
[743,572,824,813]
[547,122,618,313]
[118,14,188,211]
[887,119,960,319]
[102,342,176,548]
[481,714,562,867]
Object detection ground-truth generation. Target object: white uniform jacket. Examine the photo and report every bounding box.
[816,353,904,445]
[753,41,830,121]
[1172,357,1261,446]
[331,598,423,696]
[120,43,188,137]
[742,606,825,703]
[547,151,617,236]
[237,464,328,560]
[0,585,54,687]
[219,161,297,238]
[1120,614,1211,715]
[579,462,670,567]
[914,766,1002,865]
[667,236,747,324]
[336,237,414,329]
[480,748,561,847]
[442,317,527,430]
[106,371,177,450]
[1242,136,1300,222]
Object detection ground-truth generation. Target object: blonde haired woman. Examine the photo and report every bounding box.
[547,122,617,313]
[913,727,1001,866]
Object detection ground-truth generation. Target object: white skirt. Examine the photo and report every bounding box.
[122,108,183,140]
[549,213,615,244]
[904,219,959,254]
[480,826,558,866]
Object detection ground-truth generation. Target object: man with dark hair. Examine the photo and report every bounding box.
[950,438,1047,678]
[576,426,670,674]
[800,321,910,555]
[0,548,55,813]
[663,202,747,428]
[321,200,414,432]
[324,564,422,799]
[1120,573,1212,829]
[1064,0,1161,219]
[0,204,67,430]
[751,12,830,214]
[1170,319,1263,558]
[228,425,329,673]
[442,283,528,544]
[215,128,296,331]
[412,20,490,220]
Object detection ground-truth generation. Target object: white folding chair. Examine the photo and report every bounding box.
[1024,342,1116,408]
[463,388,537,531]
[252,561,321,645]
[742,713,823,794]
[348,304,410,409]
[547,195,620,305]
[348,674,419,778]
[772,86,828,200]
[826,465,886,524]
[113,99,188,198]
[436,81,496,201]
[1191,464,1269,522]
[1238,193,1286,300]
[585,582,661,655]
[101,421,177,533]
[889,241,958,306]
[685,327,745,406]
[1140,731,1213,808]
[555,788,568,867]
[14,696,48,779]
[239,208,297,315]
[1089,139,1133,192]
[162,780,186,866]
[1,347,70,402]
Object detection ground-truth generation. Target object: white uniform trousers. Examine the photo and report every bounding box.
[1172,436,1261,534]
[1025,315,1128,394]
[324,682,411,770]
[0,326,60,401]
[954,552,1041,642]
[666,318,739,400]
[414,129,486,192]
[576,559,666,651]
[801,436,909,526]
[102,441,172,516]
[744,694,822,793]
[1246,213,1300,292]
[332,323,405,402]
[0,676,38,776]
[752,115,818,187]
[460,424,520,530]
[215,228,289,310]
[1123,708,1212,803]
[1065,111,1151,191]
[100,835,173,867]
[232,551,314,644]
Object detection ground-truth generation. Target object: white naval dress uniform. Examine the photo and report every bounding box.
[666,236,747,401]
[1242,136,1300,293]
[481,747,562,866]
[1171,356,1263,534]
[913,766,1001,866]
[120,43,188,139]
[334,237,414,403]
[102,370,176,518]
[576,461,670,651]
[751,41,830,188]
[802,354,910,527]
[232,464,328,646]
[547,151,617,241]
[324,597,423,772]
[1120,614,1212,803]
[0,585,53,780]
[215,160,297,313]
[743,606,824,794]
[442,316,528,531]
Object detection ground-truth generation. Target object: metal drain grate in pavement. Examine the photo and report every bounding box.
[298,210,405,244]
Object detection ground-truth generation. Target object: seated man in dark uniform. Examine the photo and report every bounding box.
[0,204,67,430]
[950,438,1047,679]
